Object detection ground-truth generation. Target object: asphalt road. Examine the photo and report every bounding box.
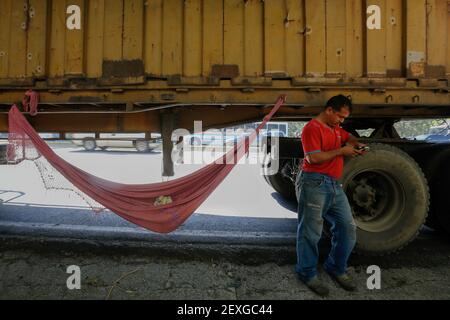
[1,228,450,300]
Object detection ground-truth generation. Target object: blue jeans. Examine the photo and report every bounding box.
[295,172,356,282]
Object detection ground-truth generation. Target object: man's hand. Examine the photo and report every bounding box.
[354,142,367,149]
[354,142,369,155]
[340,145,363,157]
[307,143,366,165]
[347,135,368,151]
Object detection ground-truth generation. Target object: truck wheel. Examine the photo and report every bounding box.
[425,148,450,235]
[135,140,150,152]
[82,138,96,151]
[262,156,297,201]
[435,168,450,235]
[0,144,7,164]
[342,143,429,255]
[420,147,448,232]
[190,137,201,146]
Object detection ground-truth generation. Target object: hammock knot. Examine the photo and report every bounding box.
[22,89,39,116]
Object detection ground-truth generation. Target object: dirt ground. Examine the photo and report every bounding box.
[1,229,450,300]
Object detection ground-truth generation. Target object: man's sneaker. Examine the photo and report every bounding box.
[303,277,330,297]
[329,273,357,292]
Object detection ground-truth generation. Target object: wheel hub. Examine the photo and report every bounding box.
[347,175,389,222]
[352,182,376,209]
[345,169,405,229]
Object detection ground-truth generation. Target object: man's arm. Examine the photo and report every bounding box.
[306,145,362,165]
[348,134,367,146]
[348,134,358,146]
[302,125,365,165]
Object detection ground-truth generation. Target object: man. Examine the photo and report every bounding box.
[295,95,366,297]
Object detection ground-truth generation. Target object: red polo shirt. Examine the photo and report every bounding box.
[301,119,350,180]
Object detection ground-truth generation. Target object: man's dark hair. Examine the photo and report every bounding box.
[325,95,352,113]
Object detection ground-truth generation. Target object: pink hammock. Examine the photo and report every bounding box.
[7,95,286,233]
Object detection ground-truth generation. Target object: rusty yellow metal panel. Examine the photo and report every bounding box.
[144,0,162,76]
[65,0,85,76]
[103,0,123,61]
[0,0,449,90]
[224,0,244,75]
[183,0,202,77]
[305,0,326,77]
[8,1,27,78]
[326,0,346,76]
[123,0,144,60]
[162,0,183,75]
[26,0,48,78]
[426,0,448,78]
[0,0,12,78]
[202,0,224,76]
[264,0,286,76]
[345,0,364,77]
[366,0,387,77]
[86,0,105,78]
[49,0,66,78]
[244,0,264,77]
[285,0,305,77]
[406,0,427,78]
[386,0,403,77]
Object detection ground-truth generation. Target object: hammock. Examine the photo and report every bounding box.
[7,95,286,233]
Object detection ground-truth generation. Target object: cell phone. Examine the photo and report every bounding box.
[355,145,370,151]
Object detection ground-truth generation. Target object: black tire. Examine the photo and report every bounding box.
[82,138,96,151]
[135,140,150,152]
[424,147,450,234]
[435,168,450,235]
[420,147,449,232]
[262,156,297,201]
[0,144,7,165]
[342,143,429,255]
[190,137,201,146]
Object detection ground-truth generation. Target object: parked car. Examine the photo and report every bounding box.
[414,134,450,143]
[184,128,287,148]
[71,133,162,152]
[0,133,60,140]
[414,125,450,143]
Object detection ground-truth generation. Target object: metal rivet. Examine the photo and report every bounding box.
[0,52,5,57]
[21,22,27,30]
[27,53,32,60]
